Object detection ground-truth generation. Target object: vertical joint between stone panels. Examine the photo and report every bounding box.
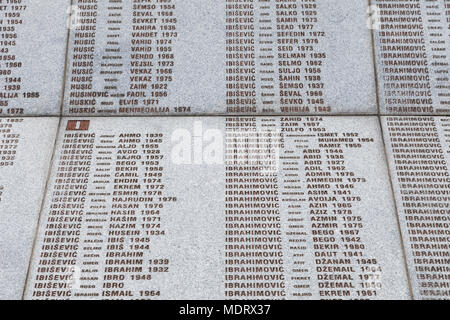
[21,118,63,300]
[59,0,75,118]
[377,116,415,300]
[367,0,382,118]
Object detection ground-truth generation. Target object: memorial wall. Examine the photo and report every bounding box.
[0,0,449,300]
[1,1,448,116]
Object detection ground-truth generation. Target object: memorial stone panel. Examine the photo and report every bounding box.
[382,116,450,300]
[0,0,70,116]
[373,0,450,115]
[63,0,377,116]
[0,117,59,300]
[24,116,410,300]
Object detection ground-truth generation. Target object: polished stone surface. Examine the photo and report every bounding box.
[63,0,377,116]
[1,0,450,302]
[0,118,59,299]
[0,1,69,116]
[23,116,410,300]
[382,116,450,300]
[373,0,450,115]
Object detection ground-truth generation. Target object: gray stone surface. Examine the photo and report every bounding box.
[0,117,59,300]
[382,116,450,300]
[24,116,410,300]
[0,1,69,116]
[63,0,377,116]
[373,0,450,115]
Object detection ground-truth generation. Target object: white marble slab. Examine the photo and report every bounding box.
[373,1,450,115]
[0,1,70,116]
[63,0,377,116]
[24,116,410,300]
[0,117,59,299]
[382,116,450,300]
